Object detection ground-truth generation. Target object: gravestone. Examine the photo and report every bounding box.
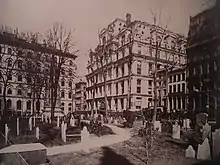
[70,116,75,127]
[63,123,67,143]
[81,126,90,153]
[185,145,195,158]
[29,117,32,131]
[154,121,161,132]
[36,127,39,139]
[61,121,64,141]
[17,118,19,136]
[33,116,36,127]
[172,123,180,139]
[5,124,9,145]
[212,128,220,159]
[197,138,211,160]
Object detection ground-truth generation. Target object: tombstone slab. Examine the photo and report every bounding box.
[185,145,195,158]
[212,128,220,159]
[197,138,211,160]
[172,124,180,139]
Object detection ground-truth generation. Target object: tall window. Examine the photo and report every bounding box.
[7,99,12,109]
[173,85,176,92]
[121,81,124,94]
[68,92,72,99]
[17,100,22,110]
[136,97,142,109]
[61,80,65,86]
[116,67,119,77]
[137,79,141,85]
[26,100,31,110]
[178,84,181,92]
[17,60,22,69]
[149,80,152,87]
[17,89,22,95]
[121,98,124,109]
[178,97,181,109]
[169,86,172,93]
[18,75,22,82]
[182,83,185,92]
[173,75,176,82]
[69,81,72,88]
[169,76,172,83]
[7,88,12,95]
[116,83,118,95]
[178,74,181,81]
[8,72,12,80]
[137,62,141,75]
[182,73,185,81]
[137,87,141,93]
[61,102,64,111]
[7,48,12,54]
[121,65,125,76]
[61,91,65,98]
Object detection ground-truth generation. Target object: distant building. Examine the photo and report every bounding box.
[75,80,86,111]
[0,32,77,116]
[86,14,186,113]
[187,1,220,122]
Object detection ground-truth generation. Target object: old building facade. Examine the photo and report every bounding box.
[187,1,220,122]
[86,14,186,113]
[0,32,77,116]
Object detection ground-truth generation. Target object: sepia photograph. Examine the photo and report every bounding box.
[0,0,220,164]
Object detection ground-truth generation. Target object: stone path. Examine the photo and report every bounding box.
[47,124,131,156]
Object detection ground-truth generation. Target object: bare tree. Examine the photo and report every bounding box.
[44,23,77,121]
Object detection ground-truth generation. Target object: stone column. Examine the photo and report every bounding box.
[17,118,19,136]
[36,127,39,139]
[29,117,32,131]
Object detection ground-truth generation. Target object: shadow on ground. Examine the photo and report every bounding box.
[100,146,134,165]
[193,158,220,165]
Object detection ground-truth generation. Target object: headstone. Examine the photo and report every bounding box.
[49,117,51,124]
[197,138,211,160]
[81,126,90,153]
[61,121,64,141]
[29,117,32,131]
[57,116,60,127]
[33,116,36,127]
[5,124,8,145]
[63,123,67,143]
[212,128,220,159]
[154,121,161,132]
[186,119,190,129]
[36,127,39,139]
[172,123,180,139]
[16,118,19,136]
[70,116,75,127]
[185,145,195,158]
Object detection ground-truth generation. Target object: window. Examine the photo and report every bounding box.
[68,92,72,99]
[17,100,22,110]
[116,67,119,77]
[7,48,12,54]
[27,76,31,83]
[182,73,185,81]
[137,62,141,75]
[69,81,72,88]
[173,85,176,92]
[137,87,141,93]
[136,97,142,109]
[178,74,181,81]
[137,79,141,85]
[17,89,22,95]
[18,75,22,82]
[121,98,124,109]
[149,63,153,71]
[17,60,22,69]
[69,60,73,66]
[7,59,12,67]
[178,98,181,109]
[27,92,31,97]
[61,80,65,86]
[169,76,172,83]
[169,86,172,93]
[61,68,65,75]
[178,84,181,92]
[61,91,65,98]
[116,83,118,95]
[7,99,12,109]
[182,83,185,92]
[149,80,152,86]
[121,81,124,94]
[116,52,119,60]
[121,65,125,76]
[138,45,141,54]
[8,72,12,80]
[61,102,64,111]
[26,100,31,110]
[7,88,12,95]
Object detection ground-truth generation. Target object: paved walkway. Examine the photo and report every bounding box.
[47,124,131,156]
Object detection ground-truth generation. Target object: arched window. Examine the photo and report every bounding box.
[26,100,31,110]
[17,60,22,69]
[7,88,12,95]
[61,91,65,98]
[68,81,72,88]
[17,89,22,95]
[7,99,12,109]
[17,100,22,110]
[36,101,40,112]
[68,92,72,99]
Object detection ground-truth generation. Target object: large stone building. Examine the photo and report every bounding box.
[187,0,220,123]
[0,32,77,116]
[86,14,186,113]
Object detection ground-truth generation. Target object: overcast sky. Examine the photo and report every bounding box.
[0,0,207,77]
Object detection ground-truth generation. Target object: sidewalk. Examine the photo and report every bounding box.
[47,124,131,156]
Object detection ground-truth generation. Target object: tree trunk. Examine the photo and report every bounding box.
[153,43,158,123]
[3,87,7,114]
[126,55,132,111]
[103,72,108,117]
